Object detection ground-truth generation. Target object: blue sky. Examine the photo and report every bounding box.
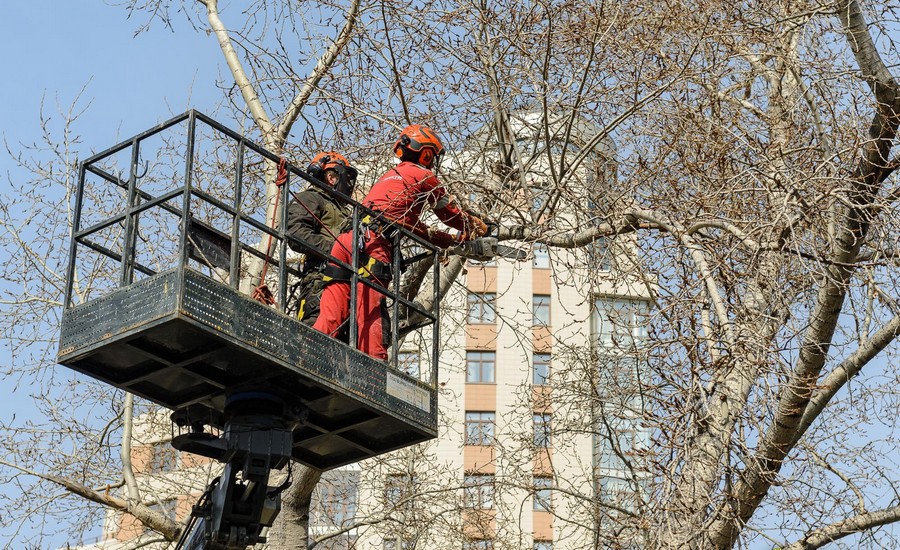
[1,2,221,161]
[1,2,224,546]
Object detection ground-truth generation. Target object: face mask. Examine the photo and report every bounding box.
[332,165,358,197]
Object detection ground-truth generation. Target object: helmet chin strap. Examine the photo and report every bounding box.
[431,151,443,173]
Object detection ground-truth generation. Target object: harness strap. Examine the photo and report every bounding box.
[322,253,393,285]
[297,294,321,322]
[360,214,401,240]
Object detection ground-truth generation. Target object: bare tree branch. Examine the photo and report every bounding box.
[277,0,362,142]
[782,505,900,550]
[0,458,181,541]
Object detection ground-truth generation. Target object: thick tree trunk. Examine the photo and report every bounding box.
[266,465,323,549]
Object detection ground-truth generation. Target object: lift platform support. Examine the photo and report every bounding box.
[57,111,443,548]
[174,393,295,549]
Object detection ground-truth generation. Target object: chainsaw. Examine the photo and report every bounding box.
[451,223,528,262]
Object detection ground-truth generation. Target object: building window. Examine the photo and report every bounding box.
[598,475,641,512]
[593,298,649,351]
[465,411,495,445]
[532,294,551,326]
[534,541,553,550]
[397,350,420,379]
[463,540,494,550]
[533,353,551,385]
[384,538,414,550]
[533,477,553,511]
[463,474,494,509]
[595,412,650,471]
[532,243,550,269]
[587,236,612,272]
[148,443,178,473]
[467,292,496,324]
[384,474,415,507]
[466,351,496,383]
[596,354,642,405]
[312,471,359,527]
[533,413,552,448]
[592,300,651,523]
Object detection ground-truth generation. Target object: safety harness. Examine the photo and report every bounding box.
[321,214,397,286]
[254,161,406,309]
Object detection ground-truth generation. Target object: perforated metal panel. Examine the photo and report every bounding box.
[58,267,437,470]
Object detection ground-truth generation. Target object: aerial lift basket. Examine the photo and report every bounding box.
[57,110,441,471]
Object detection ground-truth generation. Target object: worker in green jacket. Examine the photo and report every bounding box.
[286,151,357,325]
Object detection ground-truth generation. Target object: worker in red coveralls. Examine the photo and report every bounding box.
[313,124,488,360]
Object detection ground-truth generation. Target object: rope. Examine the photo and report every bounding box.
[252,158,288,306]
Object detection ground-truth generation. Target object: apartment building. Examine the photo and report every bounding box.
[317,242,651,550]
[309,113,652,549]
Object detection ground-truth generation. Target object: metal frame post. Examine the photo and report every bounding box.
[179,111,198,273]
[432,252,440,388]
[230,141,245,289]
[348,206,360,351]
[277,168,289,311]
[390,233,401,368]
[118,138,141,287]
[64,163,87,308]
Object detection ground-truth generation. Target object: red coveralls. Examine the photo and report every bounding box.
[313,161,471,360]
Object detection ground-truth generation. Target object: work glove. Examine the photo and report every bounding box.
[426,227,460,249]
[464,215,489,241]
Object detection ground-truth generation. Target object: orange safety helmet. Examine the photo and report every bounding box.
[307,151,351,175]
[306,151,357,195]
[394,124,445,169]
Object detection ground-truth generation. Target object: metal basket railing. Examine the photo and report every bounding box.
[62,110,441,388]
